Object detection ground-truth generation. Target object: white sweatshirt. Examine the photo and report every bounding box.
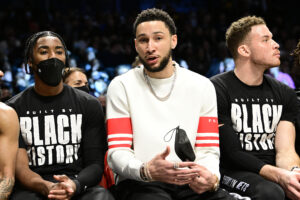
[106,62,220,183]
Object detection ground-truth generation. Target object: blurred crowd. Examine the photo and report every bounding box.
[0,0,299,100]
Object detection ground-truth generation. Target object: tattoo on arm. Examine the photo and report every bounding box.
[0,177,15,200]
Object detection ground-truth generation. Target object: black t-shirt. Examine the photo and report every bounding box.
[211,71,298,173]
[7,84,107,179]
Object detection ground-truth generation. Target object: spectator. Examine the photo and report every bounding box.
[211,16,300,200]
[7,31,114,200]
[63,67,89,93]
[106,8,234,200]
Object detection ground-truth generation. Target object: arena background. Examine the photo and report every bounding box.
[0,0,299,99]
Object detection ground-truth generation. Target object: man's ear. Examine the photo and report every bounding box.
[237,44,250,57]
[27,58,34,74]
[171,34,177,50]
[134,38,138,52]
[27,57,33,68]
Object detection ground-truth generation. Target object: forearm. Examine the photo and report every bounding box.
[0,176,14,200]
[259,164,287,184]
[16,168,52,196]
[276,151,300,170]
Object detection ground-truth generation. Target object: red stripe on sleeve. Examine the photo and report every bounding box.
[196,136,219,140]
[108,137,132,142]
[195,143,220,147]
[108,144,132,149]
[197,117,218,133]
[107,118,133,135]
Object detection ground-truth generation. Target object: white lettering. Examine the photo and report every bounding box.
[37,146,45,166]
[252,104,263,133]
[33,117,43,145]
[231,104,242,132]
[57,115,70,144]
[44,115,57,145]
[70,114,82,143]
[20,117,33,145]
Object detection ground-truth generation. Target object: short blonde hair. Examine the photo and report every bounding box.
[226,16,265,59]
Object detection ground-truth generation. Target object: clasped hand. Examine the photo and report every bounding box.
[280,168,300,200]
[147,146,216,193]
[48,175,77,200]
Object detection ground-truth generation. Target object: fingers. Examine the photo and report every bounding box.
[60,182,75,193]
[160,146,170,160]
[53,174,69,182]
[189,182,206,194]
[176,161,198,169]
[172,178,193,185]
[48,185,73,200]
[48,189,69,200]
[286,187,300,200]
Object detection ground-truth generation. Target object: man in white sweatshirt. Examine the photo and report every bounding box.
[106,8,234,200]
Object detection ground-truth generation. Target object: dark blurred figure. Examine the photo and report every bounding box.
[291,40,300,91]
[291,40,300,156]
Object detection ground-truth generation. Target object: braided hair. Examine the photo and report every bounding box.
[24,31,69,73]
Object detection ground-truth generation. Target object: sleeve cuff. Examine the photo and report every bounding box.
[73,179,86,196]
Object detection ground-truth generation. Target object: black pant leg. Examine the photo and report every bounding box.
[75,185,115,200]
[220,169,285,200]
[113,180,173,200]
[176,185,235,200]
[9,184,45,200]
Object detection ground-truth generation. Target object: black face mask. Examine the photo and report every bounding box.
[74,85,90,94]
[36,58,65,86]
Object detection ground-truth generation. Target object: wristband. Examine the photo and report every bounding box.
[73,179,82,196]
[140,163,153,182]
[210,175,220,192]
[72,179,88,196]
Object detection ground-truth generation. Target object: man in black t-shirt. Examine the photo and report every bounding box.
[7,31,114,200]
[211,16,300,200]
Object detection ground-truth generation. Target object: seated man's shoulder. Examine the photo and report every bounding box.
[210,71,232,84]
[0,102,17,125]
[0,102,14,112]
[183,67,212,84]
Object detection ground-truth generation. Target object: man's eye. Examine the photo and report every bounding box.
[139,38,147,43]
[40,51,47,55]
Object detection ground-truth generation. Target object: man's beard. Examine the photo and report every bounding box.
[139,50,172,73]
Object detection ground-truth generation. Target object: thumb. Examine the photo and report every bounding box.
[53,174,68,182]
[160,146,170,160]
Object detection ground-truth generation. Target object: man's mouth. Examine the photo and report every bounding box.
[146,56,158,64]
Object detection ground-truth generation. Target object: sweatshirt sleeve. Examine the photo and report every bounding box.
[194,80,220,179]
[106,78,143,181]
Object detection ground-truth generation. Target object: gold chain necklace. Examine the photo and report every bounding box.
[143,67,177,101]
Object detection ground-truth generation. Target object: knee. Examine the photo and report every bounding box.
[10,191,42,200]
[82,186,115,200]
[254,181,285,200]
